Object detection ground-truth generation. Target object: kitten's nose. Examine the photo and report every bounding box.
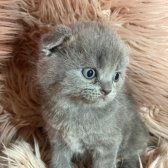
[101,89,111,95]
[100,82,112,95]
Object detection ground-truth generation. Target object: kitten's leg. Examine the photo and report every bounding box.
[119,114,148,168]
[93,146,119,168]
[119,156,140,168]
[50,142,73,168]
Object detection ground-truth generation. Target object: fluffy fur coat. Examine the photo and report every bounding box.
[0,0,168,168]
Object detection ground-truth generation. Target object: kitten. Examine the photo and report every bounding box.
[37,21,149,168]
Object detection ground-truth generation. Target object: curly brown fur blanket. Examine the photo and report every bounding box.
[0,0,168,167]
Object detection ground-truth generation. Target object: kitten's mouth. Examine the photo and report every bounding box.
[100,94,107,100]
[70,96,97,104]
[70,94,107,104]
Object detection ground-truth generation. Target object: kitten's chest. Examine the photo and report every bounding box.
[65,112,120,151]
[64,123,115,154]
[54,102,121,151]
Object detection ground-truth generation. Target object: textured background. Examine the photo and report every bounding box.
[0,0,168,167]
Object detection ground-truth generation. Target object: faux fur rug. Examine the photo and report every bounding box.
[0,0,168,167]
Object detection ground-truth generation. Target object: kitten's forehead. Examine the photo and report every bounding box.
[72,22,128,70]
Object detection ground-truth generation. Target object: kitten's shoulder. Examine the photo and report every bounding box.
[115,87,143,122]
[117,87,137,109]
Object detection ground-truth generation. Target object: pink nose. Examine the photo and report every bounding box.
[101,89,111,95]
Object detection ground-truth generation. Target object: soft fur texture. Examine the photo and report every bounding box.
[0,0,168,168]
[38,21,148,168]
[1,139,46,168]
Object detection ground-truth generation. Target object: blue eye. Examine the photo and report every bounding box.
[82,68,96,79]
[112,72,120,82]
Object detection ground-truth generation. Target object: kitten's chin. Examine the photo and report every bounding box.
[70,95,111,107]
[93,97,112,107]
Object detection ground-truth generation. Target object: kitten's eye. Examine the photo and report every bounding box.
[112,72,120,82]
[82,68,96,80]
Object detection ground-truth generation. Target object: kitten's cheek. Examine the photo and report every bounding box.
[107,92,116,100]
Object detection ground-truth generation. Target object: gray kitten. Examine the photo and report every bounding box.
[37,21,148,168]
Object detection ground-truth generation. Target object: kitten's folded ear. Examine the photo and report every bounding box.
[42,25,73,56]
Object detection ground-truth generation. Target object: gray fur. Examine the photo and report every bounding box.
[37,21,149,168]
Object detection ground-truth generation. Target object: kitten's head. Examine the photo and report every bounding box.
[38,22,129,107]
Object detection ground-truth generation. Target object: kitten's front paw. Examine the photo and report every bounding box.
[50,165,71,168]
[71,152,84,164]
[118,158,139,168]
[50,162,72,168]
